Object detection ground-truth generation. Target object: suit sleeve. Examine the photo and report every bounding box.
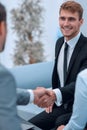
[16,88,30,105]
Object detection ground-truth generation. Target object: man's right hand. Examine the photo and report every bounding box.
[57,125,65,130]
[33,87,55,108]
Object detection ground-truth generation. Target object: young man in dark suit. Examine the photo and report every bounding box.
[29,1,87,129]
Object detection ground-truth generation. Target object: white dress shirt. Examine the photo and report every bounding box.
[54,32,81,106]
[64,69,87,130]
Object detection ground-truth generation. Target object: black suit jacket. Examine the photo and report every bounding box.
[52,33,87,110]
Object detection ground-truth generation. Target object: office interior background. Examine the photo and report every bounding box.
[0,0,87,68]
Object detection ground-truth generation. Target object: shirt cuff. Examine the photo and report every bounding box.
[27,89,34,103]
[53,88,62,106]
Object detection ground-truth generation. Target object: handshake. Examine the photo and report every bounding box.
[33,87,56,113]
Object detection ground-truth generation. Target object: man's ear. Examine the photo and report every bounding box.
[0,21,7,52]
[0,21,7,36]
[0,22,3,35]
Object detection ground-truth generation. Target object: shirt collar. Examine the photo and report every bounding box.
[64,32,81,49]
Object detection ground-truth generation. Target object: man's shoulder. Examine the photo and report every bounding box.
[0,64,10,74]
[0,64,15,80]
[56,36,64,43]
[80,33,87,41]
[0,64,8,74]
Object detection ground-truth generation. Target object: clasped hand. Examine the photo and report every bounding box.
[33,87,56,112]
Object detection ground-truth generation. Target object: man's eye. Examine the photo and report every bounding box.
[60,17,65,21]
[69,17,76,21]
[59,17,76,22]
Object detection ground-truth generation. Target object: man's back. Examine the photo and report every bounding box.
[0,64,21,130]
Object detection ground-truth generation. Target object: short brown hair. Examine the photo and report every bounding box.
[59,1,83,20]
[0,3,6,22]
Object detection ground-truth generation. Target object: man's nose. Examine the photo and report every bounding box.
[64,19,69,26]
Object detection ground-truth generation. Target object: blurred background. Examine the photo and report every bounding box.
[0,0,87,68]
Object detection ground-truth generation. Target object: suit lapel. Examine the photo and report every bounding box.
[66,34,84,80]
[55,37,64,60]
[52,37,64,88]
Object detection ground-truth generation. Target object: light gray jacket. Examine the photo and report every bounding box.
[16,88,30,105]
[0,64,21,130]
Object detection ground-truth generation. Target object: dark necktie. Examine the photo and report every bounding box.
[64,42,68,84]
